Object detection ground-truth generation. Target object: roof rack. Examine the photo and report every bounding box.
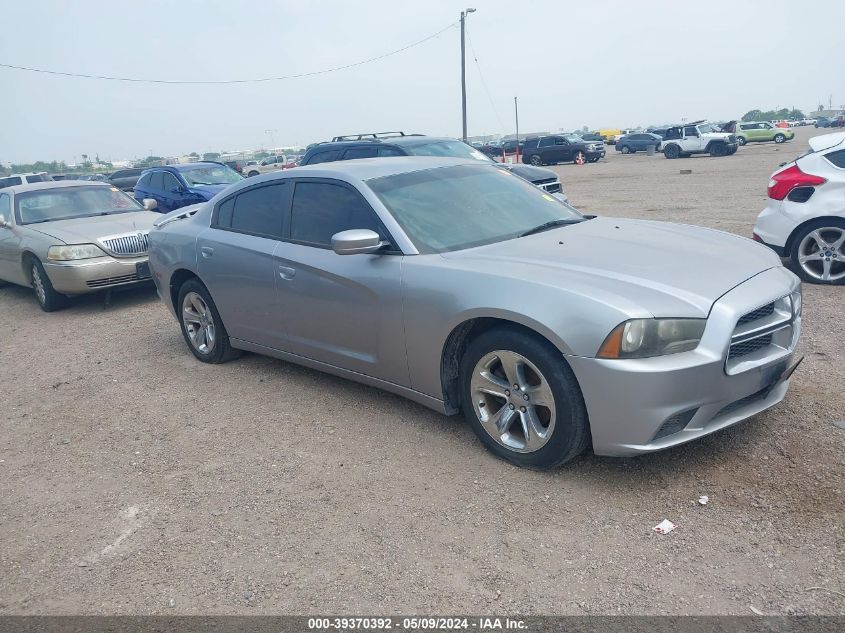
[331,131,410,142]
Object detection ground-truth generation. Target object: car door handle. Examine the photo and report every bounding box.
[278,265,296,280]
[200,246,214,258]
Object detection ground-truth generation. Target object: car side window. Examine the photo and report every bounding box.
[343,147,379,159]
[215,182,288,238]
[290,181,383,248]
[824,150,845,168]
[162,172,181,192]
[538,137,553,148]
[148,171,165,190]
[378,147,404,157]
[0,193,10,219]
[136,173,151,188]
[554,137,567,146]
[306,150,341,165]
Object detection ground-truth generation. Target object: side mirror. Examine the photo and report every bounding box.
[331,229,386,255]
[0,214,8,228]
[142,198,158,211]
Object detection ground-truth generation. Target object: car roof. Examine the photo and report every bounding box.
[308,136,467,152]
[0,180,110,194]
[230,157,481,190]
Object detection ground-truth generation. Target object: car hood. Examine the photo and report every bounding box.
[187,183,231,198]
[442,217,781,318]
[26,211,160,244]
[496,163,559,183]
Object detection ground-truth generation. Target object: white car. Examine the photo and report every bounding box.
[244,155,292,177]
[0,172,52,188]
[754,131,845,285]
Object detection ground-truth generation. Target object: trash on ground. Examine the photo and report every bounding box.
[653,519,677,534]
[749,606,765,615]
[698,495,709,505]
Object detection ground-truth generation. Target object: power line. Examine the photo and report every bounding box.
[0,21,458,85]
[466,28,506,134]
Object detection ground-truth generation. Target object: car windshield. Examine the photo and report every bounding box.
[180,165,242,186]
[405,141,493,162]
[563,134,584,142]
[15,186,142,224]
[368,164,583,253]
[697,124,715,133]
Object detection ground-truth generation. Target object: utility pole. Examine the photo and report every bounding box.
[514,96,519,163]
[460,8,476,142]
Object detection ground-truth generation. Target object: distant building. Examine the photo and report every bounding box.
[811,108,844,118]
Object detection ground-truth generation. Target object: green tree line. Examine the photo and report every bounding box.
[742,107,806,122]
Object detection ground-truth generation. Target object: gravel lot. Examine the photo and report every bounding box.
[1,126,842,616]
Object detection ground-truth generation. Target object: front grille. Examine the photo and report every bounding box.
[86,273,142,288]
[101,232,149,256]
[737,302,774,326]
[725,295,795,375]
[653,408,697,441]
[729,334,773,359]
[728,134,737,143]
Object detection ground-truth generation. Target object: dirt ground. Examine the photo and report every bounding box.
[0,126,842,616]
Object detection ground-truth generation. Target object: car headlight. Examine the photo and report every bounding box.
[47,243,106,261]
[790,289,802,317]
[586,144,596,151]
[597,318,706,359]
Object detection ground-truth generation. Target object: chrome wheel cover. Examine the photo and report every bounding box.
[32,264,47,305]
[798,227,845,282]
[182,291,216,354]
[470,350,556,453]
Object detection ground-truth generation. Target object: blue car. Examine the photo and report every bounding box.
[133,162,243,212]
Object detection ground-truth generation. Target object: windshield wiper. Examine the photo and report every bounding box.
[519,218,584,237]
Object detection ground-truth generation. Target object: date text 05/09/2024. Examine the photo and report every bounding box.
[306,617,527,630]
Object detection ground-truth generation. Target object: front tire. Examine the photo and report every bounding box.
[30,258,67,312]
[177,279,242,363]
[789,220,845,285]
[663,144,680,159]
[709,143,727,157]
[460,327,589,469]
[774,133,786,144]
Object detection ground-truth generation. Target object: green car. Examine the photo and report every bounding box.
[735,121,794,145]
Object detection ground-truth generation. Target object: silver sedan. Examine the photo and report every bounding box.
[0,181,160,311]
[149,157,802,468]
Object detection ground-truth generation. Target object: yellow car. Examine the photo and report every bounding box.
[597,128,623,145]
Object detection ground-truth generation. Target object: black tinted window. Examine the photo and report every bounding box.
[148,172,165,190]
[343,147,379,159]
[291,182,381,247]
[0,177,23,188]
[162,172,181,191]
[0,194,10,216]
[306,150,341,165]
[216,198,234,227]
[27,174,46,183]
[229,183,287,237]
[684,126,698,136]
[824,150,845,168]
[538,137,553,148]
[378,147,404,157]
[136,173,151,188]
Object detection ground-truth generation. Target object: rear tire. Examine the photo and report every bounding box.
[737,136,747,146]
[248,170,259,177]
[529,154,542,166]
[788,219,845,285]
[460,326,590,469]
[177,278,242,363]
[30,257,67,312]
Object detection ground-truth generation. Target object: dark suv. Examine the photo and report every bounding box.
[522,134,605,166]
[108,167,146,191]
[300,133,566,198]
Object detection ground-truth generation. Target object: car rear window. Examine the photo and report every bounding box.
[216,182,288,238]
[306,150,341,165]
[824,149,845,168]
[0,177,23,188]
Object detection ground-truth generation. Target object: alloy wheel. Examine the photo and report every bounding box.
[182,291,216,354]
[469,350,556,453]
[798,227,845,282]
[31,264,47,306]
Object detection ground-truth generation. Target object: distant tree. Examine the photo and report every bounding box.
[202,152,221,161]
[742,107,805,122]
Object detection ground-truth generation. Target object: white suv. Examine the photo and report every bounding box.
[661,122,739,158]
[0,172,52,188]
[753,131,845,285]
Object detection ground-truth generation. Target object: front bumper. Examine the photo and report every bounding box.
[586,150,606,160]
[567,267,801,456]
[43,256,152,294]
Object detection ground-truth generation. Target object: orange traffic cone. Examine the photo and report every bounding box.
[502,146,506,163]
[575,151,585,165]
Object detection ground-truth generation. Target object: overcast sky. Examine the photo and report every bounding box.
[1,0,843,164]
